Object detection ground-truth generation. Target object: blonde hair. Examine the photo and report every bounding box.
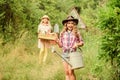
[60,22,79,37]
[38,15,52,28]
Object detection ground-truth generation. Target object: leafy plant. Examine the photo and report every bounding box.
[97,0,120,79]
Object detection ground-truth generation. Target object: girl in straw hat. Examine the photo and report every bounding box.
[37,15,52,64]
[55,16,84,80]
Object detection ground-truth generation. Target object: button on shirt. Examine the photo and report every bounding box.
[59,31,83,53]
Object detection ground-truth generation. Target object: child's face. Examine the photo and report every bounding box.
[66,21,75,31]
[42,18,49,25]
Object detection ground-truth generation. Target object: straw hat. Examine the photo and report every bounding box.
[41,15,50,20]
[62,16,78,25]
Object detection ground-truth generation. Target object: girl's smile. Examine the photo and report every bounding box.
[67,21,75,31]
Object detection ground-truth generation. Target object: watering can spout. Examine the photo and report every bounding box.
[51,46,72,67]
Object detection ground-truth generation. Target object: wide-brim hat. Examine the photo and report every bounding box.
[62,16,78,25]
[41,15,50,20]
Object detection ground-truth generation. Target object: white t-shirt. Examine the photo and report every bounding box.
[38,24,51,48]
[38,24,51,34]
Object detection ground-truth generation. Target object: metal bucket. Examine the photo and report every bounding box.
[69,51,84,69]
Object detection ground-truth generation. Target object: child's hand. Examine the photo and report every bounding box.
[73,42,84,48]
[52,33,58,40]
[55,37,59,43]
[73,43,78,48]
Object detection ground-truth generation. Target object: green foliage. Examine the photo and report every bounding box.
[0,0,41,44]
[0,0,77,44]
[97,0,120,79]
[1,0,119,80]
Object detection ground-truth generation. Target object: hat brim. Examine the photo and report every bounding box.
[41,15,50,20]
[62,19,78,25]
[41,17,49,20]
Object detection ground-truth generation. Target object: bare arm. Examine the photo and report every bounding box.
[55,38,62,47]
[73,33,84,48]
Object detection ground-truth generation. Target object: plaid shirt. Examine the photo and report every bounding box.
[60,31,83,52]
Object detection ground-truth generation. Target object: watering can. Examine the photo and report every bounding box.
[51,47,84,70]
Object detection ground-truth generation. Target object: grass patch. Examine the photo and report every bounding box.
[0,28,113,80]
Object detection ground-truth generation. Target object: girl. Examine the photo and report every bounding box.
[37,15,52,64]
[56,16,84,80]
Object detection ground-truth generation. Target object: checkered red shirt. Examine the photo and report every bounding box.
[59,31,83,52]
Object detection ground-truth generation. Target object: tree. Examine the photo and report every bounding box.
[0,0,41,44]
[97,0,120,79]
[0,0,76,44]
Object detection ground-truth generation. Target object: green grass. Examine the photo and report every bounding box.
[0,28,113,80]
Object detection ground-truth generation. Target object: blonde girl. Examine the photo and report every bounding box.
[37,15,52,64]
[56,16,84,80]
